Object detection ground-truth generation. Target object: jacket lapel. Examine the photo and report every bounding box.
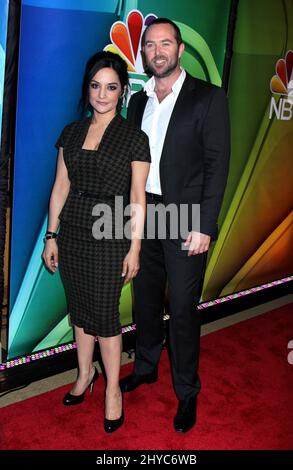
[134,92,148,128]
[160,73,196,167]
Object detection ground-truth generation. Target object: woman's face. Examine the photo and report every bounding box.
[88,67,123,115]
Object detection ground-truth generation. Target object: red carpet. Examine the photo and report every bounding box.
[1,303,293,450]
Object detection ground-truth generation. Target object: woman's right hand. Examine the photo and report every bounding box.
[42,239,59,273]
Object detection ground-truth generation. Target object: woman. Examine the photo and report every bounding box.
[43,51,150,433]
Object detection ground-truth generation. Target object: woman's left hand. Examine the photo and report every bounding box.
[122,249,140,284]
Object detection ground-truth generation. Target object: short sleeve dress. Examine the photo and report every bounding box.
[55,114,151,337]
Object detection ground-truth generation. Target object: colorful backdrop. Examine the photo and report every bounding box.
[6,0,292,359]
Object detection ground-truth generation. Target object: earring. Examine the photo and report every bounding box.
[120,93,126,108]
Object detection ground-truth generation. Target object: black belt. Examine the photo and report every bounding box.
[146,191,163,202]
[71,188,117,200]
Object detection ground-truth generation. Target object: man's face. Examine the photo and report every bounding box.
[143,23,184,78]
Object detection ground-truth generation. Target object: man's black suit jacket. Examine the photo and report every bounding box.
[127,72,230,240]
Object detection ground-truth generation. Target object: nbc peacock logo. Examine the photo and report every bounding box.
[104,10,157,102]
[269,50,293,121]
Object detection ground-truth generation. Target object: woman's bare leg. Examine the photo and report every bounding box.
[98,334,122,419]
[71,325,96,395]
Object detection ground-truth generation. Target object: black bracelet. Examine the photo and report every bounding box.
[44,231,58,242]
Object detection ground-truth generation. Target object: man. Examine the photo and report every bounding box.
[120,18,230,432]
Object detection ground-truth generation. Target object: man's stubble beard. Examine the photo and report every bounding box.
[145,53,180,79]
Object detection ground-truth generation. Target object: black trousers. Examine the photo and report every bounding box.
[133,196,207,401]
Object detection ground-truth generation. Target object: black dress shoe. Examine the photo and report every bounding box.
[174,395,197,433]
[104,411,124,433]
[63,367,99,406]
[119,369,158,393]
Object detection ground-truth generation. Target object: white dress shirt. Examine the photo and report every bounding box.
[142,69,186,195]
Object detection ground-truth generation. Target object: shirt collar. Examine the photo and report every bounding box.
[144,68,186,97]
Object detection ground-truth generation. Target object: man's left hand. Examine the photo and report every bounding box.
[184,231,211,256]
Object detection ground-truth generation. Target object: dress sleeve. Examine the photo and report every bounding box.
[131,130,151,163]
[55,124,70,149]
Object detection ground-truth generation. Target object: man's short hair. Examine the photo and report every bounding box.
[141,17,183,47]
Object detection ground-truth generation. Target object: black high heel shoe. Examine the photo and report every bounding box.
[63,366,99,406]
[104,391,124,433]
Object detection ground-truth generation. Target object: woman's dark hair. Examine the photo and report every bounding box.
[79,51,129,115]
[141,18,183,47]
